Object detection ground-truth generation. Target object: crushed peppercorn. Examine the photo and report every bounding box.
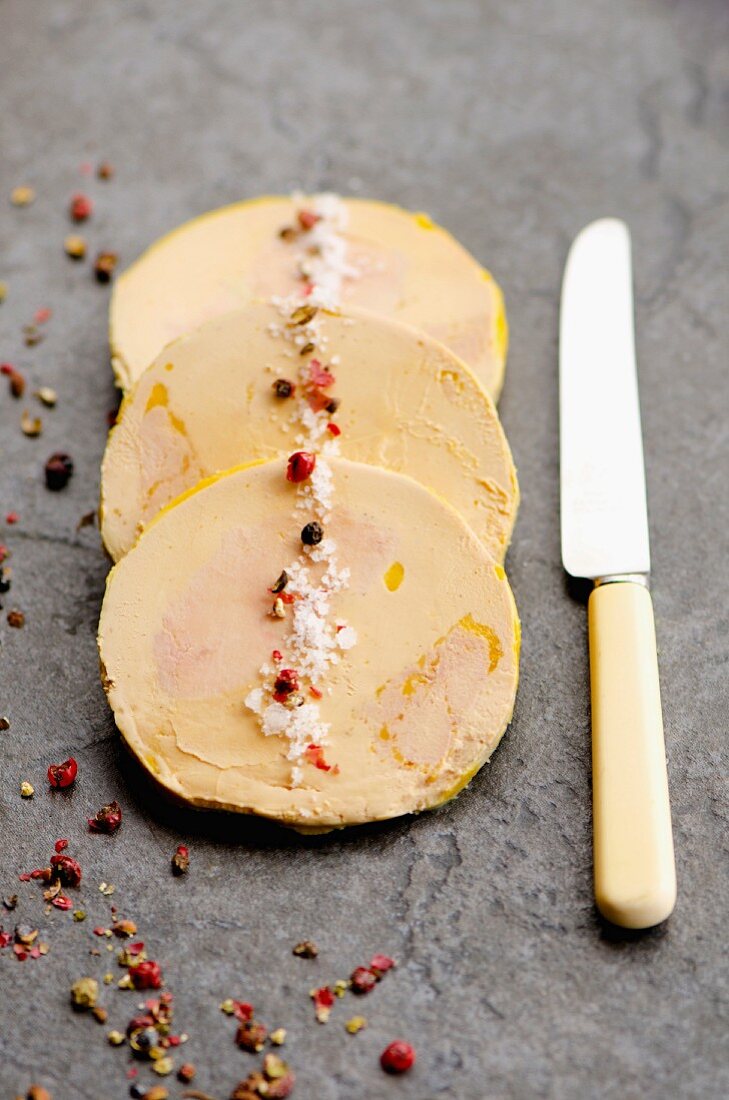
[236,1019,268,1052]
[21,410,43,437]
[47,756,78,789]
[350,966,377,994]
[88,799,122,833]
[171,844,189,876]
[292,940,318,958]
[270,570,289,594]
[129,959,163,990]
[70,976,99,1010]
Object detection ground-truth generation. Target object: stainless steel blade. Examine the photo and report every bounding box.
[560,218,650,580]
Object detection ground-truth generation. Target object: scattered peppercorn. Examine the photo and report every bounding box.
[380,1040,415,1074]
[311,986,335,1024]
[69,193,93,221]
[113,918,137,937]
[350,966,377,994]
[97,161,114,180]
[70,976,99,1010]
[88,799,122,833]
[292,940,318,958]
[130,959,163,990]
[47,756,78,789]
[11,185,35,206]
[2,364,26,398]
[21,410,43,437]
[0,568,10,594]
[51,854,82,887]
[64,234,87,259]
[273,378,295,399]
[44,452,74,491]
[171,844,189,876]
[236,1019,268,1052]
[7,609,25,628]
[286,450,316,483]
[301,521,323,546]
[23,323,43,347]
[177,1064,196,1083]
[35,387,57,407]
[94,251,118,283]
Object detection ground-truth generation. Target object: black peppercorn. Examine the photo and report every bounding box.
[301,521,323,546]
[44,452,74,491]
[325,397,340,415]
[273,378,295,398]
[0,569,10,594]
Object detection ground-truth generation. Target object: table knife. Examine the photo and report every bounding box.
[559,218,676,929]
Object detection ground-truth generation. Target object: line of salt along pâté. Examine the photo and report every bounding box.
[245,194,361,785]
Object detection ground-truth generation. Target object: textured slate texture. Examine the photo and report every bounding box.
[0,2,727,1097]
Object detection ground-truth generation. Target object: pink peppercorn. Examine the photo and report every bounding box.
[286,451,316,483]
[47,757,78,789]
[381,1040,415,1074]
[130,959,163,990]
[70,193,93,221]
[350,966,377,994]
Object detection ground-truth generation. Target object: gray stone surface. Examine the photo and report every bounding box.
[1,1,727,1097]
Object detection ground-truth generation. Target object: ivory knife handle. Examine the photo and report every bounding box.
[588,580,676,928]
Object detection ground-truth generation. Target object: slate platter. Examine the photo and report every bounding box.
[0,2,727,1097]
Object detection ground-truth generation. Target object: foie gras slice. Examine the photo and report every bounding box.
[101,303,517,562]
[98,457,520,830]
[110,196,508,397]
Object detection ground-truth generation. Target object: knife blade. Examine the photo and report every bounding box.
[559,218,676,929]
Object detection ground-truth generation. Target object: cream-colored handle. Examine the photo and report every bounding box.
[588,581,676,928]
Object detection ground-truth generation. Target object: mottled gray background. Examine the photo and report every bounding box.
[1,2,727,1098]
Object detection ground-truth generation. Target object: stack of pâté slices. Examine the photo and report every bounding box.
[98,195,520,831]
